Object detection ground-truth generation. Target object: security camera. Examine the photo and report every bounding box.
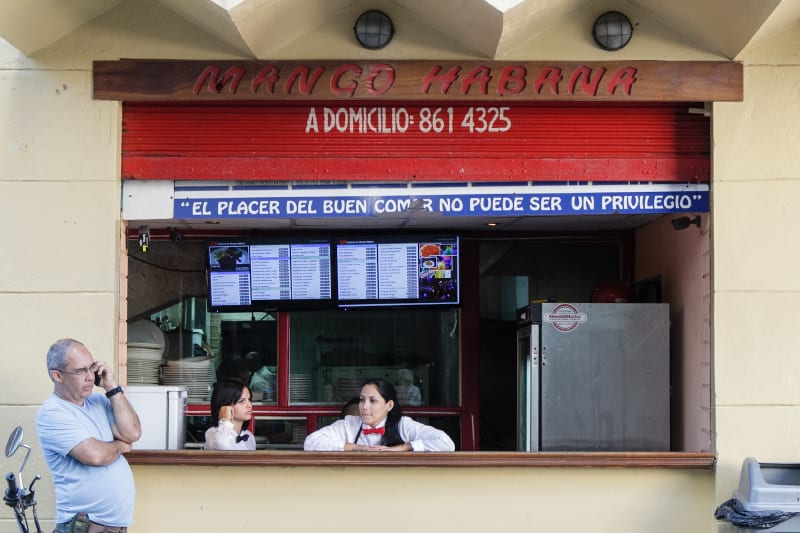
[169,227,183,244]
[671,216,701,231]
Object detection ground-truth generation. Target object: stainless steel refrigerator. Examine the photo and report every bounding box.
[516,303,670,451]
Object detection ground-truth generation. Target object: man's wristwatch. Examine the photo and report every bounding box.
[106,385,125,398]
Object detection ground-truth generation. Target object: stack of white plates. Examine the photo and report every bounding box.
[291,423,307,444]
[128,342,164,361]
[127,358,161,384]
[127,340,164,385]
[290,374,312,403]
[336,377,363,402]
[162,357,216,403]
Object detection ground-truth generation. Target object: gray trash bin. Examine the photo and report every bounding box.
[727,457,800,532]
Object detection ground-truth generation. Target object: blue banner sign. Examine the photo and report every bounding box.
[173,186,708,220]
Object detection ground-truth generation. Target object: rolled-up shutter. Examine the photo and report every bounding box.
[122,101,709,183]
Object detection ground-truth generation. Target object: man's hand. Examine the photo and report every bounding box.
[90,360,117,391]
[117,440,132,454]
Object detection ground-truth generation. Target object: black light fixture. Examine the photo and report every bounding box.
[671,215,701,231]
[592,11,633,51]
[354,10,394,50]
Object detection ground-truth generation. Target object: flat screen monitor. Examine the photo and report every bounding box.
[336,235,459,308]
[207,238,333,311]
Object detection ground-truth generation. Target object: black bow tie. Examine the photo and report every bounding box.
[236,434,250,443]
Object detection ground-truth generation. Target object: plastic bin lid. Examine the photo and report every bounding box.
[734,457,800,512]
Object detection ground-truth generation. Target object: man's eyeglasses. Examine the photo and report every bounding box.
[53,365,96,377]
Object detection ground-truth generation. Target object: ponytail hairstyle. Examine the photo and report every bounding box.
[361,378,404,447]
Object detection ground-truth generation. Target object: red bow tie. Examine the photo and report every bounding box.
[362,426,385,435]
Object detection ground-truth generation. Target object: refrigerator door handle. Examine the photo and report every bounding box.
[531,324,541,452]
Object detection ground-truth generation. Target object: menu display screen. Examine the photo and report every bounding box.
[207,239,333,311]
[336,236,459,308]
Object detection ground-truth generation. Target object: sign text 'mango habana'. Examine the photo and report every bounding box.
[193,63,637,98]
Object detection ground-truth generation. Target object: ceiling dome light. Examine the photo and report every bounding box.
[592,11,633,51]
[354,10,394,50]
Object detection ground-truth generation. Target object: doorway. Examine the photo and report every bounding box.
[477,238,626,450]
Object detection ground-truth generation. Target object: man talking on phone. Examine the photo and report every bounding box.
[36,338,141,533]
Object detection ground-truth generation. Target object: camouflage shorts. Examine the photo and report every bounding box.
[54,512,89,533]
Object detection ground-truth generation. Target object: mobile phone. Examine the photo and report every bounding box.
[94,370,102,386]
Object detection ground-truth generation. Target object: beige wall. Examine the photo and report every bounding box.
[712,27,800,511]
[0,30,122,533]
[131,464,713,533]
[3,0,795,532]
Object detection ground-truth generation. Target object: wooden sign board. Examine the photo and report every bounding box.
[94,60,742,102]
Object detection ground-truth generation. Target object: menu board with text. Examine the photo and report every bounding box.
[336,236,459,308]
[208,240,332,311]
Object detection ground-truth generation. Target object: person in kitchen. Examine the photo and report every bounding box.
[395,368,422,406]
[340,396,361,418]
[205,378,256,451]
[36,338,142,533]
[246,350,274,401]
[303,378,455,452]
[217,355,252,384]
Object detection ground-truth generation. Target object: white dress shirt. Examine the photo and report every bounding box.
[204,420,256,451]
[303,415,455,452]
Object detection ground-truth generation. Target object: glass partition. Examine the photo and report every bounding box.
[252,416,307,450]
[288,308,460,408]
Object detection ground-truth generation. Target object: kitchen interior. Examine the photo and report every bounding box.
[124,216,706,453]
[126,237,462,450]
[122,193,710,451]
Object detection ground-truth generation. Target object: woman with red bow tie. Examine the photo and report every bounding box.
[204,378,256,451]
[303,378,455,452]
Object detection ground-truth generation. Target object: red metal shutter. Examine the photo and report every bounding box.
[122,101,709,183]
